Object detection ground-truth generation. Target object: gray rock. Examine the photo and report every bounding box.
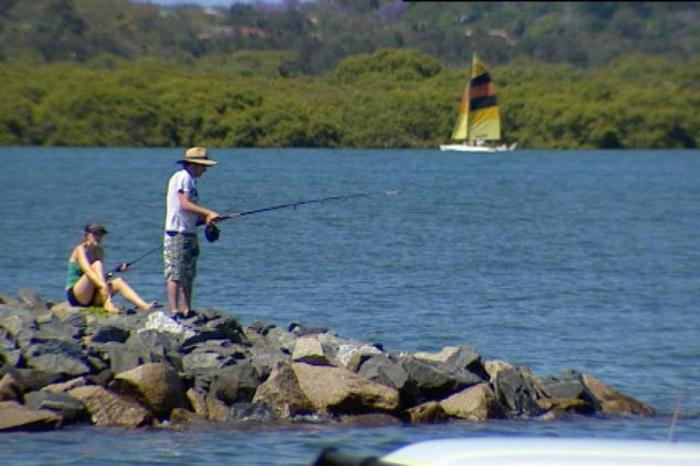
[181,308,249,345]
[18,289,47,310]
[0,293,19,306]
[0,400,63,431]
[493,366,544,417]
[91,324,131,344]
[0,314,31,338]
[0,373,22,402]
[227,401,277,423]
[25,353,90,378]
[401,354,484,402]
[23,390,87,424]
[4,368,65,393]
[247,344,290,381]
[357,353,416,406]
[540,370,598,405]
[209,361,261,404]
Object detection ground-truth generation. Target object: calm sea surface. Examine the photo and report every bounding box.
[1,147,699,464]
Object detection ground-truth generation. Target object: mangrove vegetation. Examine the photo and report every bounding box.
[0,1,698,149]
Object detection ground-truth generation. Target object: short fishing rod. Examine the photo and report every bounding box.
[106,190,398,277]
[105,244,162,279]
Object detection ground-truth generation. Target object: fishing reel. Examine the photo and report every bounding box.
[204,223,220,243]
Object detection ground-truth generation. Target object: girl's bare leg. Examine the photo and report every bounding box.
[110,277,155,310]
[69,274,97,305]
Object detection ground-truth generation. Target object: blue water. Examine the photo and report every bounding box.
[1,148,699,463]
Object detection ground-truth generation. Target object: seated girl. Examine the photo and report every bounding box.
[65,223,158,313]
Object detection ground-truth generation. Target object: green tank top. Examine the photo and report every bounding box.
[65,261,83,288]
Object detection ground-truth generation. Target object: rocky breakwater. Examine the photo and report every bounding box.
[0,289,654,432]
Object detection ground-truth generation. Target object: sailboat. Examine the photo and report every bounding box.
[440,53,517,153]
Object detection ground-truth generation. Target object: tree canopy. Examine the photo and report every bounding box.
[0,1,697,149]
[1,50,697,149]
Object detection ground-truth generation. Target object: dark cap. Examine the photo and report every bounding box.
[84,223,108,235]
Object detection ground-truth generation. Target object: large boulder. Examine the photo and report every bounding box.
[292,362,400,415]
[23,390,87,424]
[24,350,91,379]
[111,363,188,419]
[68,385,153,427]
[400,353,484,402]
[537,370,599,414]
[0,400,63,431]
[22,337,90,379]
[439,383,505,421]
[492,366,544,417]
[208,361,261,404]
[582,374,654,416]
[356,353,416,407]
[252,361,314,418]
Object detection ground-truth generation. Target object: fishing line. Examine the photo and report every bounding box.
[106,190,398,277]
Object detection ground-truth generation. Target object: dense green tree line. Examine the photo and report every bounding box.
[1,1,698,74]
[1,49,697,149]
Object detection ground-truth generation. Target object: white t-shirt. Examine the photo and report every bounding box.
[165,168,199,233]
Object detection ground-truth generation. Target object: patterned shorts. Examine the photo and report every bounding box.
[163,233,199,284]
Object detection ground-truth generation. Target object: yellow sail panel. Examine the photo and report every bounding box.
[471,54,488,80]
[450,88,469,140]
[468,106,501,142]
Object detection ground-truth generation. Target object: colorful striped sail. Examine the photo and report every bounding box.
[450,53,501,143]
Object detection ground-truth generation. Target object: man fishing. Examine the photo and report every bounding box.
[163,147,237,317]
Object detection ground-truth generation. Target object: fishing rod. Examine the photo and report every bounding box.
[105,245,162,279]
[106,190,398,277]
[218,190,399,222]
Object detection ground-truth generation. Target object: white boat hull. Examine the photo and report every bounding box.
[439,142,517,153]
[381,438,700,466]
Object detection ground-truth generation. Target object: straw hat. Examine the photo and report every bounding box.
[177,147,217,166]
